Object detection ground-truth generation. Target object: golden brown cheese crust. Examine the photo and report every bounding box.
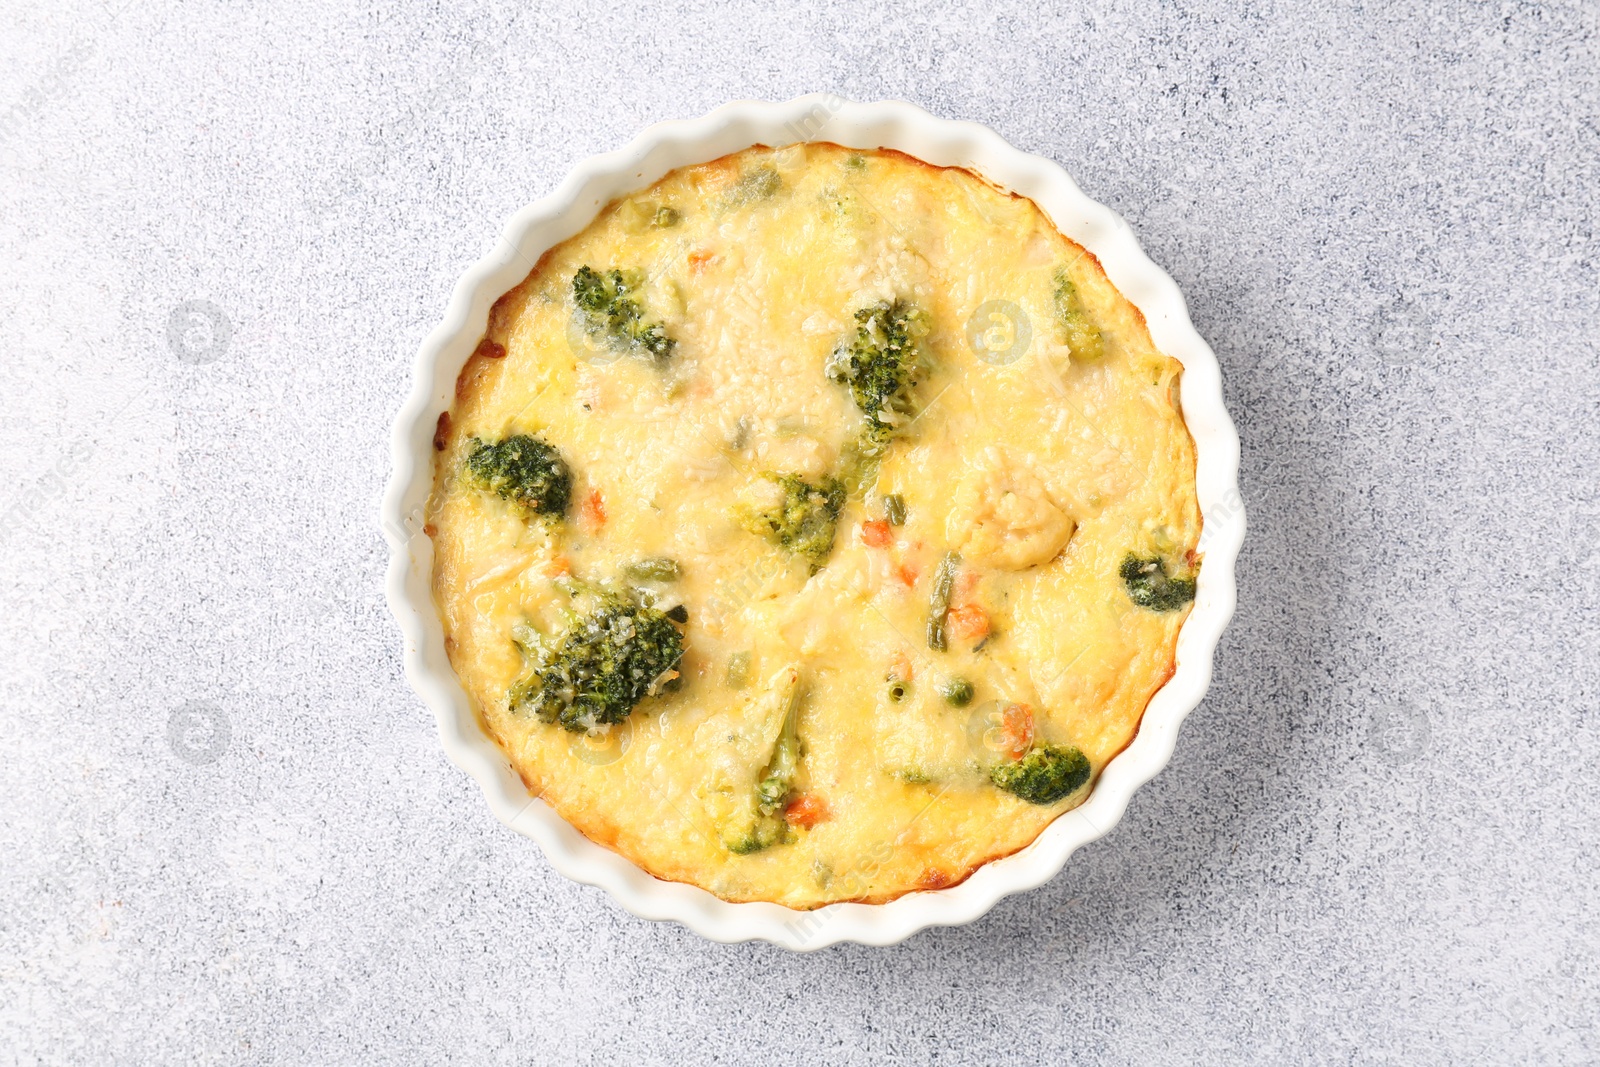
[428,143,1200,908]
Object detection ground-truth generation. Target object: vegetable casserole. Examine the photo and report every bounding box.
[427,142,1201,907]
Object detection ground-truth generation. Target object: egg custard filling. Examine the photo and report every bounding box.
[428,143,1201,908]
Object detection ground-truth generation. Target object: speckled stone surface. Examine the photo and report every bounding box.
[2,0,1596,1063]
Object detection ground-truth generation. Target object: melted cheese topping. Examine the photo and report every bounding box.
[429,144,1200,908]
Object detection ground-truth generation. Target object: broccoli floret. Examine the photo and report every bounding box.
[571,265,676,364]
[990,744,1091,805]
[1120,553,1197,611]
[738,472,846,570]
[1053,269,1105,363]
[825,300,930,455]
[510,593,684,732]
[464,434,572,519]
[724,669,803,854]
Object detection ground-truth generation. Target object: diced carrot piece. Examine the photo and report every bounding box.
[861,519,893,548]
[688,250,715,273]
[894,561,920,586]
[581,489,606,529]
[1000,704,1034,760]
[947,604,990,642]
[784,794,831,829]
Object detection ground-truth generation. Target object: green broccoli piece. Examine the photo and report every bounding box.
[738,472,846,570]
[571,265,676,364]
[724,669,803,855]
[1053,269,1105,363]
[1120,553,1197,611]
[510,593,684,733]
[835,441,883,501]
[990,744,1091,805]
[725,165,782,206]
[464,434,572,519]
[890,768,936,786]
[825,300,930,455]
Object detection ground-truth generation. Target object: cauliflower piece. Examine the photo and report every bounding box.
[945,448,1076,570]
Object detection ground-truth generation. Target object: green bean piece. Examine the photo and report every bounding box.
[927,551,961,652]
[624,557,682,583]
[884,494,907,527]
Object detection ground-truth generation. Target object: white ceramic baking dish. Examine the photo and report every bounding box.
[381,95,1244,950]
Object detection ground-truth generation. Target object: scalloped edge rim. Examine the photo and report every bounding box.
[381,95,1245,951]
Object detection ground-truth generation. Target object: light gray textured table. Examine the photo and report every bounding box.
[3,1,1596,1063]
